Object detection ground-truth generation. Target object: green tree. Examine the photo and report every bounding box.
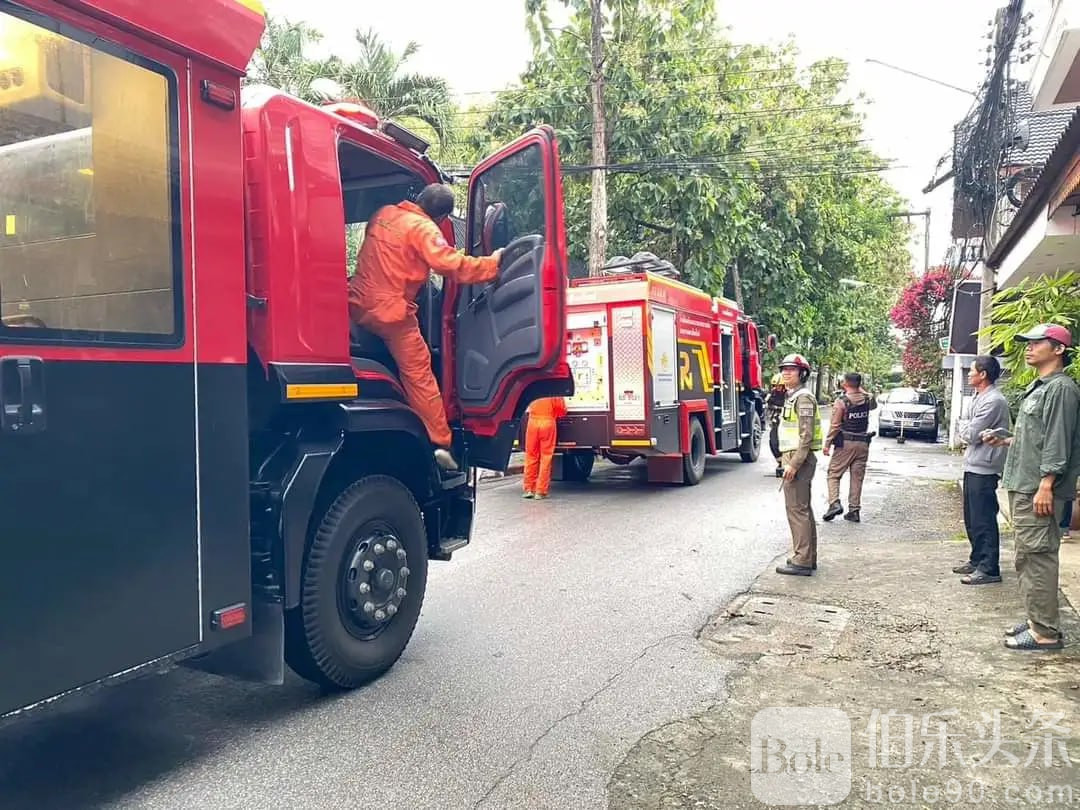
[979,270,1080,399]
[461,0,908,375]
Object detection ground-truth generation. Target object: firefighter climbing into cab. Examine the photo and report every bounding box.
[348,183,504,470]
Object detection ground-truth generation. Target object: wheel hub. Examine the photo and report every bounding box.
[341,531,410,633]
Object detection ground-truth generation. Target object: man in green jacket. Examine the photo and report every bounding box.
[985,324,1080,651]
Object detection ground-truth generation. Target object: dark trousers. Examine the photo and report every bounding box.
[769,421,781,463]
[963,472,1001,576]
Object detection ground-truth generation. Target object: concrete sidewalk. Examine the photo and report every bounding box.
[609,440,1080,809]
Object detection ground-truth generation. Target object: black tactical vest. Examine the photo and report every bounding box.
[840,395,870,435]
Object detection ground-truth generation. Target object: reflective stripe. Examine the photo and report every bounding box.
[778,388,822,452]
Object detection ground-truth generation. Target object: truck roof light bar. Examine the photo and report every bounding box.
[379,120,430,154]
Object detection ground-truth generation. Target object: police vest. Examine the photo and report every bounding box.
[840,395,871,435]
[778,388,823,452]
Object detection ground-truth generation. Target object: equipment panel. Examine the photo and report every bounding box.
[566,309,609,413]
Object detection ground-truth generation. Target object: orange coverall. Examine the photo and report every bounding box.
[523,397,567,496]
[348,201,498,448]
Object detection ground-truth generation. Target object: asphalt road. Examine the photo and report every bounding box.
[0,451,798,810]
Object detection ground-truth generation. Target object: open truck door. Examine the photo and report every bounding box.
[452,126,572,470]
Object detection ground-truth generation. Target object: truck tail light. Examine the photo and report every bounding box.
[211,603,247,630]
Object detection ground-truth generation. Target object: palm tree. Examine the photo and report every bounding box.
[247,19,456,149]
[332,28,455,148]
[245,16,335,103]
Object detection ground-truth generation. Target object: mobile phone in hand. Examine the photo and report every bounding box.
[983,427,1013,440]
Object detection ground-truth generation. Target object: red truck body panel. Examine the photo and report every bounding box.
[56,0,263,73]
[0,0,572,715]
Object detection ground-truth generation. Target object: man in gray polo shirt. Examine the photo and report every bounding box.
[954,355,1010,584]
[985,323,1080,651]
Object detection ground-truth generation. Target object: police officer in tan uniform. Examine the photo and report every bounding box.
[775,354,824,576]
[823,372,877,523]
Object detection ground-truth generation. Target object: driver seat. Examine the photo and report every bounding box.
[349,323,399,376]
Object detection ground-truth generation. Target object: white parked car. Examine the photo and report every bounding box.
[877,387,941,441]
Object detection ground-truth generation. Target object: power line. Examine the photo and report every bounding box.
[354,64,851,106]
[448,75,851,111]
[444,158,902,178]
[520,47,849,77]
[603,139,871,163]
[448,102,857,130]
[604,123,865,157]
[533,34,831,62]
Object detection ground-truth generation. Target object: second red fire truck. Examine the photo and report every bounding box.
[552,254,774,485]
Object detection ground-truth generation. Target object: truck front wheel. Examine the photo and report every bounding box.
[285,475,428,690]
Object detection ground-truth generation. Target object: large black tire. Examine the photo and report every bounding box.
[739,411,764,463]
[682,418,707,486]
[285,475,428,690]
[562,451,595,482]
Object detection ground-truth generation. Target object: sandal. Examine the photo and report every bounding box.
[1004,629,1063,651]
[1004,621,1029,637]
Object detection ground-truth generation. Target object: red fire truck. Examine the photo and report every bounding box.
[0,0,571,718]
[552,255,774,485]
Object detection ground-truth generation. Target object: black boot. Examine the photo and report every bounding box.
[776,563,813,576]
[823,500,843,521]
[844,509,861,523]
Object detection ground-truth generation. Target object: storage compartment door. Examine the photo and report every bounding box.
[650,306,677,406]
[566,309,609,413]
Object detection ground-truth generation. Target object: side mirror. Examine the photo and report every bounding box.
[766,334,778,352]
[481,202,510,255]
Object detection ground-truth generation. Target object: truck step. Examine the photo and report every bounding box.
[441,536,468,554]
[430,535,469,562]
[440,471,468,490]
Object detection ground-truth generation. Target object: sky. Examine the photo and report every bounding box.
[264,0,1024,273]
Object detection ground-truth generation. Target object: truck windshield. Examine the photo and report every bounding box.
[0,8,179,339]
[886,388,934,405]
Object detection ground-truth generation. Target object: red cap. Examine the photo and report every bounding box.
[1015,323,1073,348]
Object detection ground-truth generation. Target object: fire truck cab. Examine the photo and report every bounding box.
[553,255,772,485]
[0,0,570,718]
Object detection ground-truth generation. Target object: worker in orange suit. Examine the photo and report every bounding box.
[349,184,502,471]
[523,396,568,499]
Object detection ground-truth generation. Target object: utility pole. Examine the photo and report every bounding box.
[887,209,931,272]
[588,0,608,277]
